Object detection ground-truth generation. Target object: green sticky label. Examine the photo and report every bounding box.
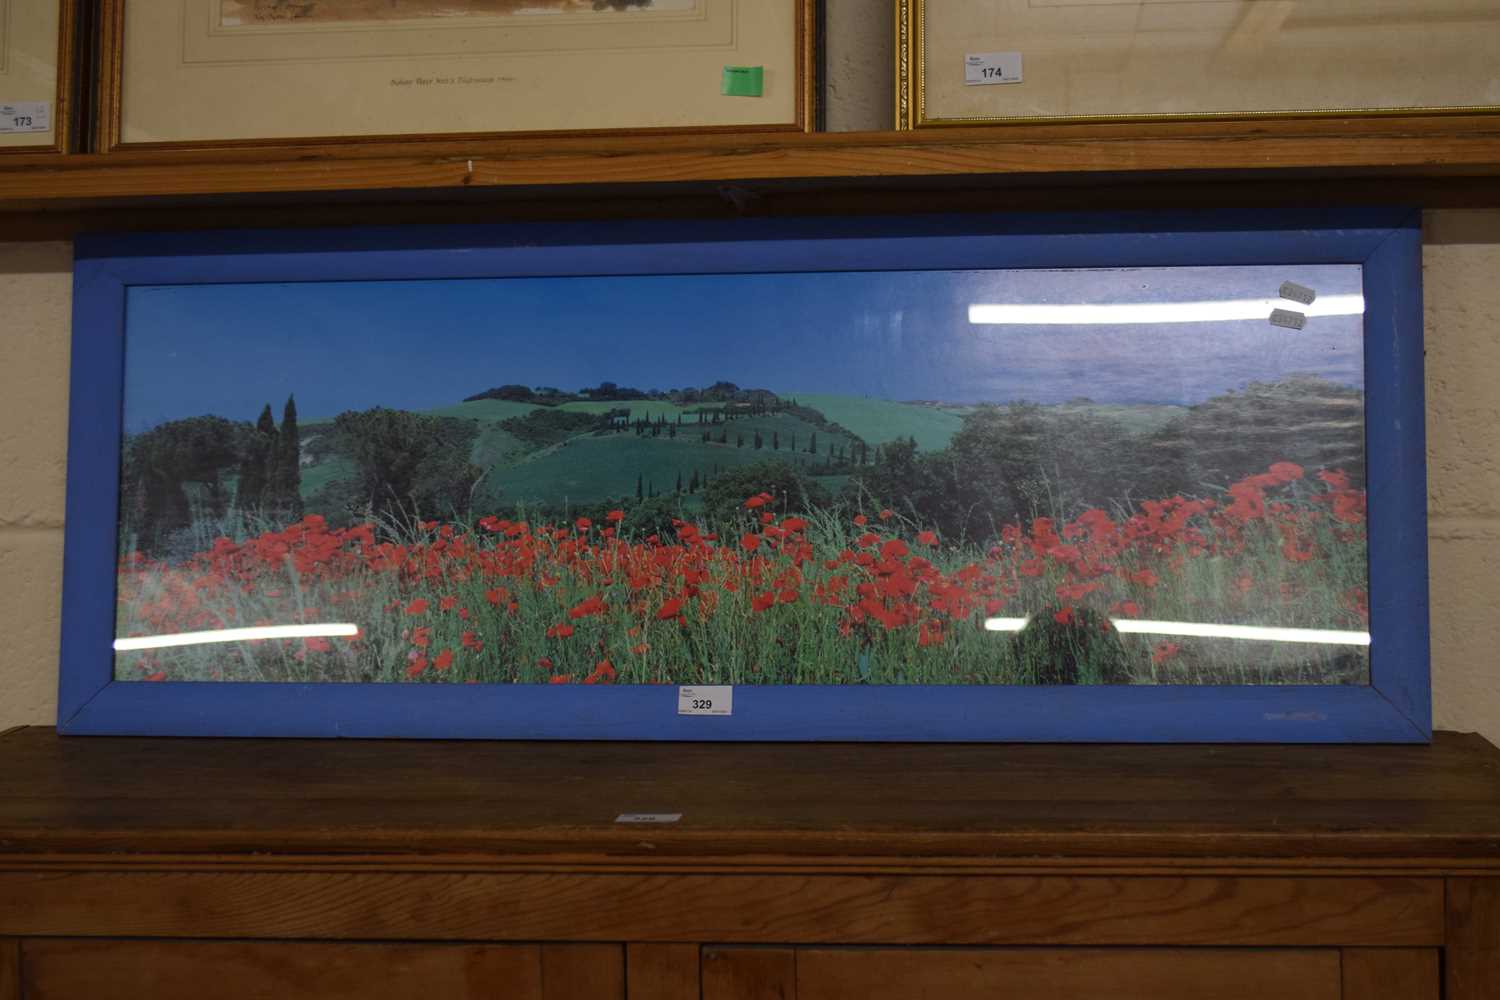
[721,65,764,98]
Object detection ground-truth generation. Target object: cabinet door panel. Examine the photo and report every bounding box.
[21,940,549,1000]
[704,947,1342,1000]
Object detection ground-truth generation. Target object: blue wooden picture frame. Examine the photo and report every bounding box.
[58,209,1429,742]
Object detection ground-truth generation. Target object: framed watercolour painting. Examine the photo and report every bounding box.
[95,0,814,151]
[61,210,1429,741]
[897,0,1500,128]
[0,0,77,154]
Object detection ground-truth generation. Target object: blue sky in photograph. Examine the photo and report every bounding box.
[122,264,1365,430]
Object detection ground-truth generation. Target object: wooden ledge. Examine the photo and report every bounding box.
[3,116,1500,212]
[2,726,1498,870]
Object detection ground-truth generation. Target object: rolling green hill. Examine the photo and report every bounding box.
[425,399,546,422]
[488,412,860,508]
[793,394,964,453]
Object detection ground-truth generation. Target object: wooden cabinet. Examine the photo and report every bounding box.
[706,947,1357,1000]
[0,728,1497,999]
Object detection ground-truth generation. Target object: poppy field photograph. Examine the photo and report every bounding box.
[111,263,1371,689]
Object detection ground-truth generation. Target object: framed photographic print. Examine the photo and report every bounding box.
[897,0,1500,128]
[95,0,814,151]
[61,209,1428,742]
[0,0,76,154]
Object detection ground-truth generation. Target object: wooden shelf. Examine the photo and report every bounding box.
[3,726,1500,868]
[4,115,1500,228]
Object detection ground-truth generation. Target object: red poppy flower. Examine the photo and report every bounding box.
[916,530,938,546]
[656,597,685,620]
[546,623,576,639]
[751,592,775,613]
[404,598,429,615]
[537,656,554,670]
[853,514,868,526]
[568,595,608,619]
[406,656,428,678]
[1054,607,1075,626]
[575,517,592,531]
[144,671,167,682]
[744,496,767,509]
[607,510,625,522]
[878,509,894,521]
[438,595,457,612]
[880,538,910,561]
[550,674,574,685]
[1152,642,1181,665]
[739,533,761,552]
[585,659,617,684]
[631,642,649,655]
[433,649,454,671]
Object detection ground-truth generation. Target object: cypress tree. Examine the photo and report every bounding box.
[737,434,745,448]
[271,395,303,520]
[637,473,643,500]
[772,431,780,450]
[809,431,817,455]
[237,404,277,509]
[675,472,683,494]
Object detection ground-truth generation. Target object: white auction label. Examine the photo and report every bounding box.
[615,812,683,824]
[0,102,49,134]
[964,52,1022,86]
[677,685,733,716]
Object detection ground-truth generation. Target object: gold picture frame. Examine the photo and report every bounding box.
[0,0,78,154]
[897,0,1500,129]
[97,0,815,152]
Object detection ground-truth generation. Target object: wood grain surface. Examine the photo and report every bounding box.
[1340,948,1440,1000]
[3,115,1500,207]
[702,947,796,1000]
[1446,878,1500,1000]
[626,944,699,1000]
[19,939,545,1000]
[541,944,623,1000]
[0,940,17,1000]
[0,871,1441,946]
[792,947,1341,1000]
[1,728,1498,868]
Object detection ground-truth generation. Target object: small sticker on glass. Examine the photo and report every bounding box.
[0,102,49,134]
[1269,308,1307,331]
[721,66,764,98]
[965,52,1022,86]
[1279,281,1317,306]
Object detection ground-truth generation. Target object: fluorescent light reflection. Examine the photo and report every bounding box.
[113,624,360,652]
[983,616,1370,646]
[967,294,1365,326]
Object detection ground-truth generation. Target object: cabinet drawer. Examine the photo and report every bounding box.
[21,939,621,1000]
[704,946,1343,1000]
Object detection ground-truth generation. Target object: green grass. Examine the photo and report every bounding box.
[424,399,546,422]
[793,394,964,452]
[491,414,854,506]
[299,455,357,498]
[1048,401,1187,435]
